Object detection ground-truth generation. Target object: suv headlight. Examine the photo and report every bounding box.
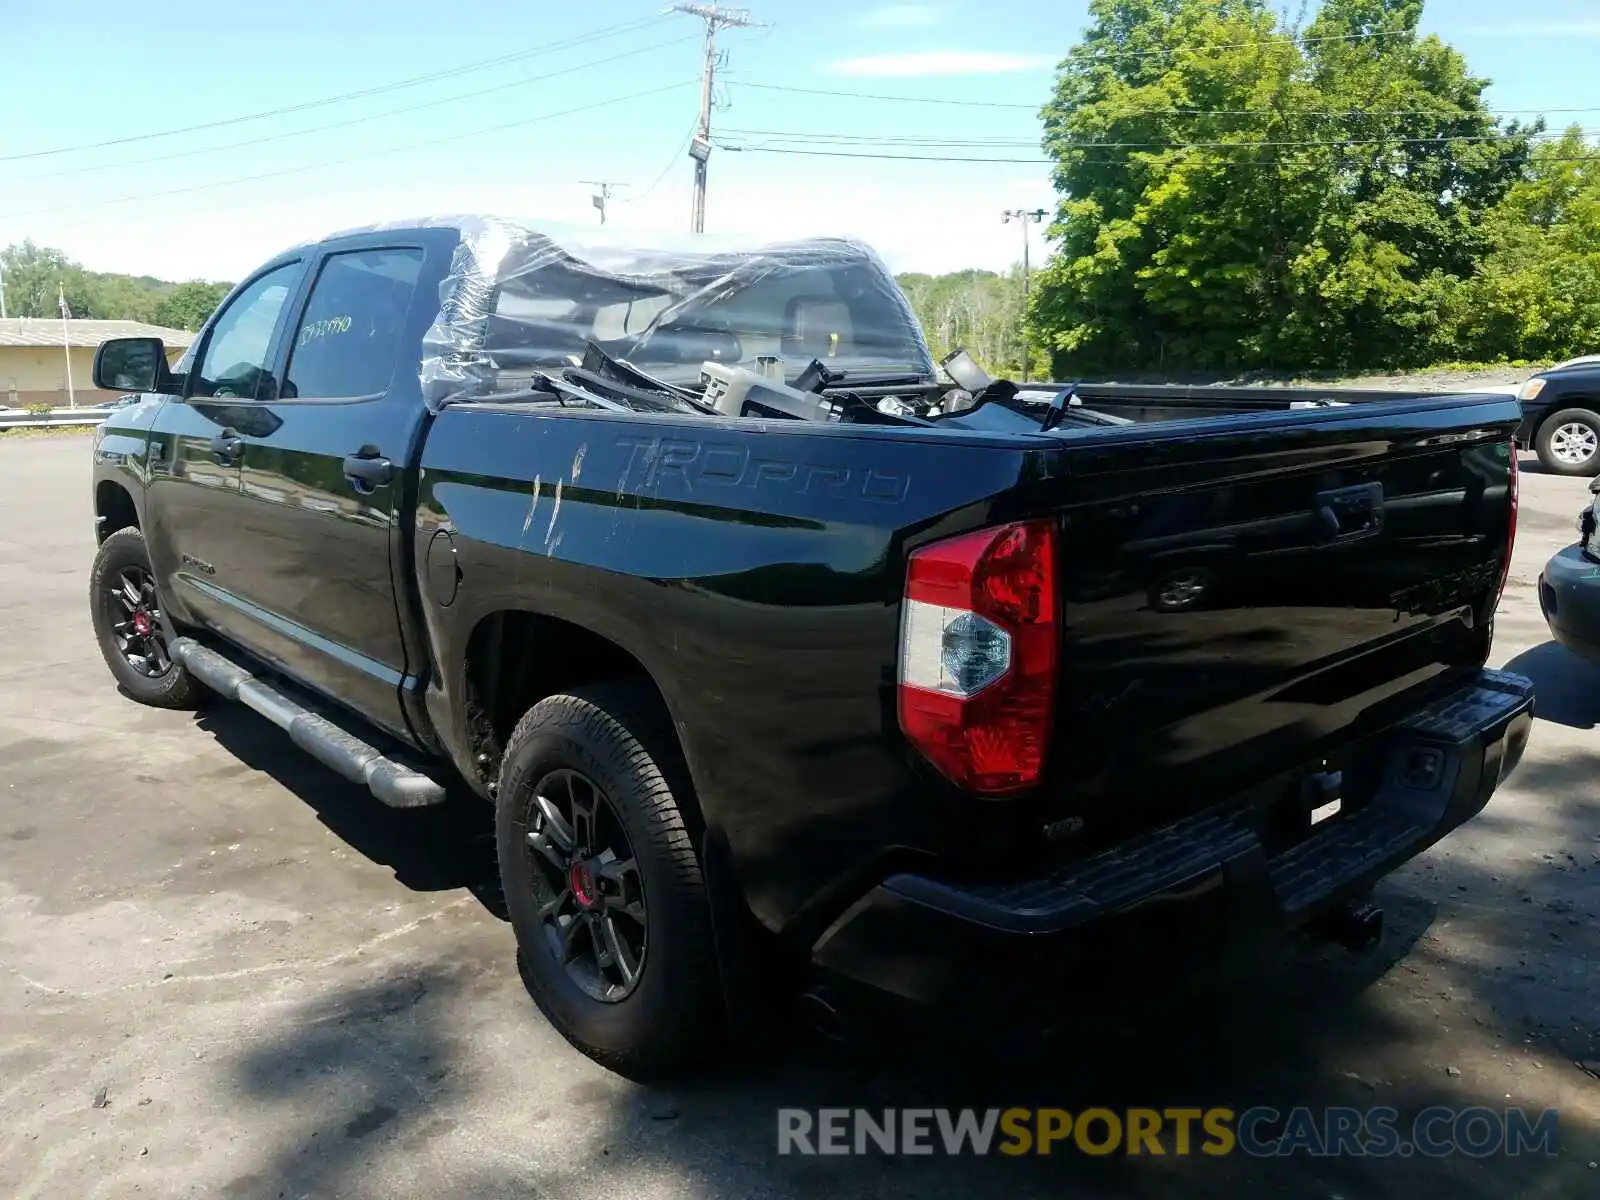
[1518,377,1547,401]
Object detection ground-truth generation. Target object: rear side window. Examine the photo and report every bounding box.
[285,248,424,399]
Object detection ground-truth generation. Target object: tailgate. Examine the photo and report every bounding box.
[1046,396,1519,837]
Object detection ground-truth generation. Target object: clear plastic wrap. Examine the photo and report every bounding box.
[377,217,935,411]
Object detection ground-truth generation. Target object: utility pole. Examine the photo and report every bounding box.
[671,3,755,233]
[581,180,627,224]
[0,260,7,320]
[58,282,75,409]
[1001,207,1047,381]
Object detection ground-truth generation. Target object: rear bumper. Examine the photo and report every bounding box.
[1540,544,1600,663]
[811,668,1533,1014]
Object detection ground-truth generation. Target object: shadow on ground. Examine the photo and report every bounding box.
[211,843,1600,1200]
[213,901,1599,1199]
[191,700,506,919]
[191,660,1599,1198]
[1503,641,1600,729]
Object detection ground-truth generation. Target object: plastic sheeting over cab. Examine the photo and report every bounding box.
[367,216,937,411]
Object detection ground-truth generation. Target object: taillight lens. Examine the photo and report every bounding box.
[897,519,1058,796]
[1493,439,1519,613]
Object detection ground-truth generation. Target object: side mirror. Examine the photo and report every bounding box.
[93,337,177,394]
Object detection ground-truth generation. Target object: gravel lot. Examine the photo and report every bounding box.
[1,434,1597,1198]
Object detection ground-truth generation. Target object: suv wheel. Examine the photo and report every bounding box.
[1536,408,1600,476]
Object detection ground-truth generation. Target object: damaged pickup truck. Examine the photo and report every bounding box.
[88,217,1532,1076]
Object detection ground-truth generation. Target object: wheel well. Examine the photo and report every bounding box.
[462,610,682,789]
[1536,400,1600,435]
[96,481,139,542]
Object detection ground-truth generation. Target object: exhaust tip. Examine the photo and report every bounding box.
[798,986,850,1044]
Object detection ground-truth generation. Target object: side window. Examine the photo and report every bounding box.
[285,248,424,399]
[194,263,301,399]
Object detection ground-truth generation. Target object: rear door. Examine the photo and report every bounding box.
[221,241,433,743]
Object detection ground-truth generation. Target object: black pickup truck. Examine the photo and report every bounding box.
[87,217,1533,1076]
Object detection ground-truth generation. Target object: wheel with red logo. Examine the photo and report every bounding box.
[495,682,721,1077]
[89,527,205,709]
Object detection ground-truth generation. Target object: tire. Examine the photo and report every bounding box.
[495,682,721,1077]
[1535,408,1600,476]
[88,527,206,709]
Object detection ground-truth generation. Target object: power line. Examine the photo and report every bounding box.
[720,127,1598,152]
[0,82,697,221]
[719,128,1039,146]
[730,80,1600,119]
[15,36,699,183]
[720,145,1051,164]
[1121,105,1599,117]
[624,123,700,204]
[0,17,662,164]
[717,144,1600,167]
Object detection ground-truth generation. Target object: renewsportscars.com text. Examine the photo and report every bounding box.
[776,1106,1559,1158]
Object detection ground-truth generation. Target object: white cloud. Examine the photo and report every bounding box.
[859,5,942,28]
[827,50,1059,77]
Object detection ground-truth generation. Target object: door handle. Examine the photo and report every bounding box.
[342,451,394,493]
[210,431,243,465]
[1314,482,1384,542]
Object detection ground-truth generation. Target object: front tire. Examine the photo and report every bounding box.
[1535,408,1600,476]
[88,527,205,709]
[495,682,722,1077]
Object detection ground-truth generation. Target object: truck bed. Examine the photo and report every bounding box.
[417,388,1520,933]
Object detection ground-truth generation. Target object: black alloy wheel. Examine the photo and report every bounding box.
[104,563,174,678]
[523,767,649,1002]
[89,528,204,708]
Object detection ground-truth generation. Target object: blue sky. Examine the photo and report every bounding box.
[2,1,1599,281]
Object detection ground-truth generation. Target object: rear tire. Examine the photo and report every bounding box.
[495,681,722,1078]
[88,527,205,709]
[1535,408,1600,476]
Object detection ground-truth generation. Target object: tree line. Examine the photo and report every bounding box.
[895,268,1050,380]
[0,241,230,332]
[1024,0,1600,377]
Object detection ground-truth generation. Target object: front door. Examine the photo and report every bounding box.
[145,260,305,640]
[224,243,431,742]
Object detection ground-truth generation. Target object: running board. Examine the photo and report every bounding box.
[170,637,447,809]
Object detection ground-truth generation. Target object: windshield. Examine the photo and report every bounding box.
[478,243,934,390]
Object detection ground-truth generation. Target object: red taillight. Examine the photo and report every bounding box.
[897,519,1058,796]
[1493,439,1519,613]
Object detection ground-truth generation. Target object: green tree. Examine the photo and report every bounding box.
[1442,129,1600,361]
[1031,0,1531,375]
[152,281,230,331]
[2,240,233,325]
[897,267,1049,378]
[86,273,159,323]
[0,240,96,319]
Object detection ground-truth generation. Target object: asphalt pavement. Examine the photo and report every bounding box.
[1,434,1597,1198]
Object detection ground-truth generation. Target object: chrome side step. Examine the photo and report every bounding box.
[170,637,447,809]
